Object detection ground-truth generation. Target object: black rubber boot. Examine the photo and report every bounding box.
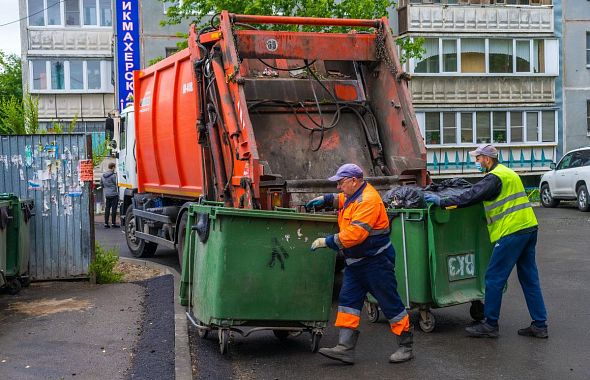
[318,328,360,365]
[389,328,414,363]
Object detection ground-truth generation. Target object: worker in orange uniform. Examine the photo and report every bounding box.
[306,163,414,364]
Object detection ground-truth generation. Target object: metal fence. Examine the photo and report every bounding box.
[0,134,94,280]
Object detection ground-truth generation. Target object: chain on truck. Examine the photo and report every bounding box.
[111,11,428,267]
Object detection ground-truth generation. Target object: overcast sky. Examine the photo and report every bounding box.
[0,1,22,56]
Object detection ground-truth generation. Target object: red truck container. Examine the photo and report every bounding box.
[117,12,427,262]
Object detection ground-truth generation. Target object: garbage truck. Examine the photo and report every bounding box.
[115,11,427,263]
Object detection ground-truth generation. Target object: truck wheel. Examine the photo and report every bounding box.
[125,206,157,258]
[177,212,188,269]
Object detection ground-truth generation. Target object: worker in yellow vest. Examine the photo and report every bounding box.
[425,144,548,339]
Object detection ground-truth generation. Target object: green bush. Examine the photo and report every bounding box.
[90,243,123,284]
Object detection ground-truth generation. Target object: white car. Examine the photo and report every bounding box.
[539,147,590,211]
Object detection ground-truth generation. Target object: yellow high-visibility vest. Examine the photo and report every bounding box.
[483,164,538,242]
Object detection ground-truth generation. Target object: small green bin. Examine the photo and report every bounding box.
[0,194,33,294]
[366,204,493,332]
[180,203,338,354]
[0,200,12,288]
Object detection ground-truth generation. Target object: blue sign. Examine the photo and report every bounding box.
[115,0,140,111]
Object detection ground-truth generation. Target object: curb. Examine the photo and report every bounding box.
[120,257,192,380]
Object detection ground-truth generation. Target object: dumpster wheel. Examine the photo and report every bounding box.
[6,278,22,295]
[365,300,380,323]
[273,330,290,340]
[418,310,435,333]
[470,300,485,321]
[218,329,230,355]
[310,331,322,353]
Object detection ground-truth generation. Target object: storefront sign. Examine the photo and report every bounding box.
[115,0,140,111]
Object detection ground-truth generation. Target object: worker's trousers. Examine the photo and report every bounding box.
[484,229,547,328]
[335,246,410,335]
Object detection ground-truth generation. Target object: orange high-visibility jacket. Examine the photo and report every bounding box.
[325,182,392,260]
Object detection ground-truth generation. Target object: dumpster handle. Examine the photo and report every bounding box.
[199,200,224,206]
[404,213,424,222]
[273,206,297,213]
[400,213,411,308]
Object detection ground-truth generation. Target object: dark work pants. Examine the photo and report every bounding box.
[484,230,547,328]
[105,196,119,226]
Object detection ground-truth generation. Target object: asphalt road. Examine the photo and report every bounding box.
[187,205,590,380]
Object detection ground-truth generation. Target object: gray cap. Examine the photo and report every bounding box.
[469,144,498,158]
[328,163,364,181]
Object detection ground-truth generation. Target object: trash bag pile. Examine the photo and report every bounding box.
[383,178,473,209]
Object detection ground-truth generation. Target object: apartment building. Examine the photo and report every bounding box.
[396,0,561,178]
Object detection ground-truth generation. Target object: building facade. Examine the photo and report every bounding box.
[562,0,590,152]
[19,0,116,134]
[396,0,562,178]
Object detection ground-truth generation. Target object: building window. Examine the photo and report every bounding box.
[99,0,112,26]
[65,0,80,26]
[70,60,84,89]
[51,60,65,90]
[415,38,439,74]
[461,39,485,73]
[83,0,98,25]
[425,112,441,144]
[460,113,474,143]
[489,39,513,73]
[442,112,456,144]
[87,61,101,90]
[510,112,524,142]
[534,40,545,73]
[442,40,458,72]
[30,59,112,92]
[526,111,539,142]
[587,101,590,133]
[28,0,45,26]
[492,111,507,143]
[587,33,590,66]
[32,60,47,90]
[47,0,61,25]
[476,112,491,143]
[541,111,555,142]
[516,40,531,72]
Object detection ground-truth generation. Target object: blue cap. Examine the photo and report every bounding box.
[328,163,364,181]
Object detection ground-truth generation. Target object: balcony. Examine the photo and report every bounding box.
[28,29,112,55]
[398,4,553,34]
[410,76,554,105]
[37,94,115,119]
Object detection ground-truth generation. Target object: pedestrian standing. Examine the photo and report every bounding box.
[425,144,548,339]
[307,163,414,364]
[101,162,120,228]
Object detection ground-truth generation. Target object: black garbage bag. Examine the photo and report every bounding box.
[382,186,426,209]
[424,177,473,199]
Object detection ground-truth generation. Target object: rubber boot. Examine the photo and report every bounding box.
[318,328,360,365]
[389,328,414,363]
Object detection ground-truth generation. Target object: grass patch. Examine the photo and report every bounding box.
[526,188,540,202]
[90,242,123,284]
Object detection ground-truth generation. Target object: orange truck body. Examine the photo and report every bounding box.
[133,11,427,209]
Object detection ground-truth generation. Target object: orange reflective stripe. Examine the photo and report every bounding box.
[335,312,361,329]
[390,315,410,335]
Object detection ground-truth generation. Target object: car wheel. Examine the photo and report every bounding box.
[577,184,590,212]
[540,184,560,208]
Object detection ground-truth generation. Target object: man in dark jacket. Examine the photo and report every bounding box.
[101,162,119,228]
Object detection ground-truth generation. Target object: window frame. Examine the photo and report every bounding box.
[27,0,112,28]
[29,59,113,93]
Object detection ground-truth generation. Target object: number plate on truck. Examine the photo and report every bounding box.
[447,252,476,281]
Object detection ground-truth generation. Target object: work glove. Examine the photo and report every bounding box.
[310,238,327,251]
[424,193,441,206]
[305,196,325,211]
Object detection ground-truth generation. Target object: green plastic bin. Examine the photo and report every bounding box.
[0,199,11,288]
[0,194,33,294]
[180,202,338,354]
[366,204,493,332]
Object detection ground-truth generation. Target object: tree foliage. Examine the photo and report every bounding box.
[161,0,396,30]
[0,52,23,104]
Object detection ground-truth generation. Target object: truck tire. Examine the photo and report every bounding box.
[177,212,188,269]
[540,184,560,208]
[577,184,590,212]
[125,206,157,258]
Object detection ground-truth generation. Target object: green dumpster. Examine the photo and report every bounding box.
[181,202,338,354]
[0,199,11,288]
[0,194,34,294]
[366,204,493,332]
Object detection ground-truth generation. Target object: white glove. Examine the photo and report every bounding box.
[310,238,327,251]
